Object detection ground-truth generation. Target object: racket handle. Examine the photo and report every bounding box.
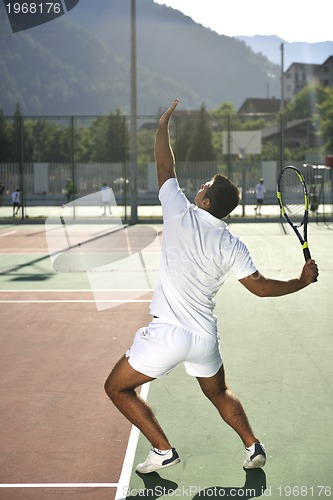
[303,247,318,282]
[303,247,311,262]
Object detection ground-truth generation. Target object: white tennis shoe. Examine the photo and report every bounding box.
[243,442,266,469]
[136,447,180,474]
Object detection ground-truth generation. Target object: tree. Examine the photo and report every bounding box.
[187,104,216,161]
[317,86,333,153]
[211,101,238,129]
[137,128,155,165]
[173,117,195,162]
[10,102,23,162]
[7,103,34,162]
[75,124,93,162]
[90,110,129,162]
[285,84,326,121]
[0,109,11,162]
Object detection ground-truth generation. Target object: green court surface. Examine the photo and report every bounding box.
[124,222,332,500]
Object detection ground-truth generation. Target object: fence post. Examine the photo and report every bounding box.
[71,116,76,219]
[130,0,138,224]
[19,116,25,220]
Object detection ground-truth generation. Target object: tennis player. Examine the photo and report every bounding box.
[104,99,319,474]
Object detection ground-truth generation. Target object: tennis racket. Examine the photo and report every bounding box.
[277,166,315,272]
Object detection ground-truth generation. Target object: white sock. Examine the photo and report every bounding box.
[153,447,171,455]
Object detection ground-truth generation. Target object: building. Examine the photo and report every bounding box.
[284,56,333,102]
[317,56,333,88]
[261,118,323,149]
[237,97,284,114]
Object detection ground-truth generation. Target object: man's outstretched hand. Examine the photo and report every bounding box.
[159,99,180,127]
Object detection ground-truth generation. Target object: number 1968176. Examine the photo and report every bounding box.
[6,3,62,14]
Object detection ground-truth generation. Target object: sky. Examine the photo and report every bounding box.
[154,0,333,43]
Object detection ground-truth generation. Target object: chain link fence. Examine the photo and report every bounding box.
[0,112,332,220]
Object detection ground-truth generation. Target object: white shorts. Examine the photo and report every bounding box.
[126,320,222,379]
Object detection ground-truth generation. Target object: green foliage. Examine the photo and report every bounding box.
[174,104,216,162]
[75,125,93,163]
[137,128,155,165]
[285,84,326,121]
[1,83,333,167]
[211,102,240,130]
[317,87,333,152]
[27,119,72,162]
[285,83,333,155]
[173,118,195,162]
[187,105,216,161]
[0,102,34,162]
[0,109,11,161]
[90,110,129,162]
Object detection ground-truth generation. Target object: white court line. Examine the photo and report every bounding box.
[0,483,118,489]
[115,382,151,500]
[0,231,16,238]
[0,289,153,303]
[0,383,151,492]
[0,300,151,303]
[0,289,153,292]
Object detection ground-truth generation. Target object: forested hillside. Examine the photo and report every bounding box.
[237,35,333,68]
[1,0,285,116]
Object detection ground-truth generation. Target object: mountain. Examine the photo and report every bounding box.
[236,35,333,68]
[2,0,329,116]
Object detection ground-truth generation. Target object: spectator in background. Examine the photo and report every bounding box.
[310,185,319,215]
[11,188,21,217]
[100,183,112,215]
[254,178,266,216]
[65,179,74,203]
[0,182,5,206]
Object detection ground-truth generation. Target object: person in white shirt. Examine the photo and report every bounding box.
[104,99,318,474]
[11,188,21,217]
[100,183,112,215]
[254,178,266,215]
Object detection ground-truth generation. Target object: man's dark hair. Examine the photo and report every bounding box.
[204,174,240,219]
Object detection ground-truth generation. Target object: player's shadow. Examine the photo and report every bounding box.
[126,468,266,499]
[192,469,267,499]
[125,471,178,498]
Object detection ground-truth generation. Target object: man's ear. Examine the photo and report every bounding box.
[202,197,211,209]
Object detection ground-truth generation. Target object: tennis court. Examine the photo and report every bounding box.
[0,220,332,499]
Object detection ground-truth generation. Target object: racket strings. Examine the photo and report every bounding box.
[279,169,306,222]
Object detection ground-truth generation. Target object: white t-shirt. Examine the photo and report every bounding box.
[150,178,257,338]
[100,186,111,203]
[11,191,20,203]
[255,183,266,199]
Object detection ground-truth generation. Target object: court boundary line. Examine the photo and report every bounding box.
[0,300,151,303]
[0,289,153,303]
[0,230,16,237]
[0,289,153,292]
[0,483,118,489]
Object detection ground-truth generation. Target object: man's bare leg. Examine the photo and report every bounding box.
[197,365,259,448]
[104,355,172,450]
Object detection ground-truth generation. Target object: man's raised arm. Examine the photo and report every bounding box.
[154,99,179,190]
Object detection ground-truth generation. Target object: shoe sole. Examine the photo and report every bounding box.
[243,454,266,469]
[136,457,180,474]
